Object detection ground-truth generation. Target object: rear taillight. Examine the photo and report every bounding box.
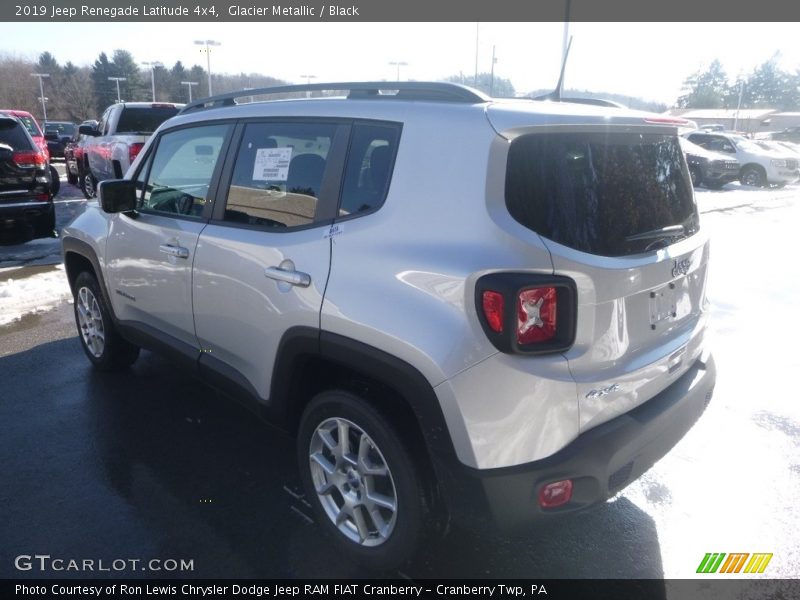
[517,287,557,344]
[129,143,145,165]
[476,274,576,355]
[35,193,50,201]
[12,151,46,169]
[481,291,505,333]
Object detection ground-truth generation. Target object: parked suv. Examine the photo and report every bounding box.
[61,83,716,568]
[0,108,60,197]
[1,114,55,241]
[685,130,800,187]
[679,136,740,189]
[79,102,182,199]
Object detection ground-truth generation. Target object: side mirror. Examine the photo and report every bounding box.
[98,179,137,214]
[78,124,100,136]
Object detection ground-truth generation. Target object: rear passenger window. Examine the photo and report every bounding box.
[140,124,230,218]
[339,123,400,217]
[224,122,337,229]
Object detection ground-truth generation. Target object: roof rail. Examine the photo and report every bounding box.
[179,82,490,114]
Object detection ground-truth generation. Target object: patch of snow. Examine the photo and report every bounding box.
[0,264,72,326]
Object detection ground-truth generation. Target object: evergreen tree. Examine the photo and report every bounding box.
[676,60,731,108]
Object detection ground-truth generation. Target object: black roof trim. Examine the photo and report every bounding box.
[179,82,490,114]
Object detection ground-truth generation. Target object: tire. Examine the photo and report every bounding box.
[80,171,97,199]
[38,204,57,238]
[689,166,702,188]
[49,165,61,197]
[72,271,140,370]
[297,390,429,570]
[740,166,766,188]
[67,170,78,185]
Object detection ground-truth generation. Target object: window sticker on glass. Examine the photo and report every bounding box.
[252,147,292,181]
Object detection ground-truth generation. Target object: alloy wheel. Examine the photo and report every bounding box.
[308,417,398,547]
[76,286,105,358]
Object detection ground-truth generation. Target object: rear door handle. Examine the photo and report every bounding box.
[264,266,311,288]
[159,244,190,259]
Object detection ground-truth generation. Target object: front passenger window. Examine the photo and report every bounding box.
[224,121,337,229]
[140,124,230,218]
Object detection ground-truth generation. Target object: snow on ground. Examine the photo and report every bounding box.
[0,264,72,326]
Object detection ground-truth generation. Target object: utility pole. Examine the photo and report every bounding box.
[733,80,745,132]
[31,73,50,122]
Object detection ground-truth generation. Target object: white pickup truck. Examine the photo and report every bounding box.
[78,102,182,198]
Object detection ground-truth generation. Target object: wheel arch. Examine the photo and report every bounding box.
[62,238,115,321]
[740,162,767,176]
[270,327,464,524]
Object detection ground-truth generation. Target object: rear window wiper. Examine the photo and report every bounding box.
[625,224,685,243]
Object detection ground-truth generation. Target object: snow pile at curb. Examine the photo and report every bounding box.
[0,265,72,326]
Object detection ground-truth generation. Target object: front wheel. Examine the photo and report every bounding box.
[297,391,430,570]
[73,271,140,370]
[740,166,766,187]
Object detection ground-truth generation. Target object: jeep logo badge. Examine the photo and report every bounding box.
[672,258,692,278]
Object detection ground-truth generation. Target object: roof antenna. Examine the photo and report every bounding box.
[534,35,572,102]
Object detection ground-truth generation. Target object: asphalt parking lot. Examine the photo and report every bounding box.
[1,168,799,583]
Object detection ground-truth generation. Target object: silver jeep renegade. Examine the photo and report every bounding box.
[61,82,716,569]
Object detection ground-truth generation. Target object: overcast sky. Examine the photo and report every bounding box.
[2,22,799,105]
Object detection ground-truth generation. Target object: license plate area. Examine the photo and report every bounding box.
[649,282,677,329]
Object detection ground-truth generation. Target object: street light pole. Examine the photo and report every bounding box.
[388,61,408,82]
[30,73,50,122]
[299,74,316,97]
[108,77,126,103]
[142,61,163,102]
[474,22,480,87]
[490,45,497,96]
[181,81,198,102]
[194,39,221,96]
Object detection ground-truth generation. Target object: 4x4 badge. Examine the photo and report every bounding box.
[672,258,692,278]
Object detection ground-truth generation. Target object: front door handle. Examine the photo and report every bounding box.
[264,266,311,288]
[159,244,190,259]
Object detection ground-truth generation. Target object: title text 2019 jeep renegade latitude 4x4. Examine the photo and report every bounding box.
[61,83,716,568]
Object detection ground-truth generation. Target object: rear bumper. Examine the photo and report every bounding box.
[448,352,715,530]
[0,201,55,240]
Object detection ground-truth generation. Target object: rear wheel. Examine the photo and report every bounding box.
[67,169,78,185]
[49,165,60,197]
[689,166,702,187]
[73,271,139,370]
[297,390,430,570]
[80,171,97,199]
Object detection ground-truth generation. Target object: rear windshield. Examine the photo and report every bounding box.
[0,120,34,150]
[16,115,42,138]
[505,132,699,256]
[117,106,179,134]
[46,122,76,136]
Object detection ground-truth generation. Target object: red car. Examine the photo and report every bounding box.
[0,109,60,196]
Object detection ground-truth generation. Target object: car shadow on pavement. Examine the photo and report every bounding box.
[0,339,664,585]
